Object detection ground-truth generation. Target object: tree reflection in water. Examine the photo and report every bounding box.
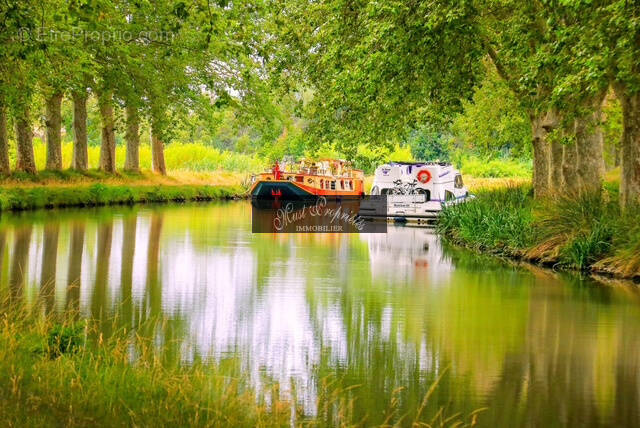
[0,202,639,426]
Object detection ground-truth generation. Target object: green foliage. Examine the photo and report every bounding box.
[270,0,484,150]
[452,70,532,159]
[602,94,623,168]
[405,125,452,162]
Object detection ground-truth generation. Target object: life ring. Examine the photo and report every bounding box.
[417,170,432,184]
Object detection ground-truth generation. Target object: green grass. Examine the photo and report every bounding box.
[456,156,532,178]
[438,185,536,255]
[438,185,640,279]
[0,183,243,212]
[0,302,482,427]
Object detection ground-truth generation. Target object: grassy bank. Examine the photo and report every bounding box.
[0,303,481,427]
[0,170,247,212]
[438,184,640,280]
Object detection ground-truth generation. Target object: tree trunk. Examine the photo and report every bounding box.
[575,95,606,194]
[151,123,166,175]
[72,92,89,171]
[124,105,140,172]
[530,111,557,198]
[98,93,117,173]
[617,90,640,209]
[550,138,565,193]
[14,106,36,174]
[45,92,63,170]
[562,139,580,197]
[0,100,10,175]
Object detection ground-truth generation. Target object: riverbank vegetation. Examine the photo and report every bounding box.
[0,302,481,427]
[438,183,640,280]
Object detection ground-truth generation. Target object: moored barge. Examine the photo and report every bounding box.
[250,159,365,200]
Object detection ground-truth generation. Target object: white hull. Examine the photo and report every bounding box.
[359,194,473,222]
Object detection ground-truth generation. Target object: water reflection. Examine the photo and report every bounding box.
[0,202,639,426]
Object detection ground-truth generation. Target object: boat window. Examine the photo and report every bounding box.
[381,188,391,195]
[331,181,336,190]
[320,179,324,189]
[445,190,455,201]
[416,189,431,200]
[340,180,344,189]
[296,175,304,183]
[454,174,464,189]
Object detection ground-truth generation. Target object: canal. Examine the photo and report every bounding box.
[1,201,638,426]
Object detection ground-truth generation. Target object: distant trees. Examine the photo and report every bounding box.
[0,0,266,176]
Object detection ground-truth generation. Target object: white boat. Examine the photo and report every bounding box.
[360,161,473,222]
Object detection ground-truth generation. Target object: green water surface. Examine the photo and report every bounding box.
[0,201,638,427]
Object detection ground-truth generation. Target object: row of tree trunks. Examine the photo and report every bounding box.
[14,105,36,174]
[45,92,63,170]
[0,92,157,176]
[98,92,117,173]
[615,88,640,209]
[125,105,140,172]
[0,99,10,175]
[72,92,89,171]
[531,98,609,199]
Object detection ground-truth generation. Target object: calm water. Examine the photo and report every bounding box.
[1,201,639,427]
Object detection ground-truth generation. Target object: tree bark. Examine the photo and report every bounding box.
[0,100,10,175]
[45,92,63,170]
[575,95,606,194]
[14,106,36,174]
[72,92,89,171]
[151,123,166,175]
[98,92,117,173]
[530,111,557,198]
[124,105,140,172]
[562,140,580,197]
[550,138,565,192]
[617,90,640,209]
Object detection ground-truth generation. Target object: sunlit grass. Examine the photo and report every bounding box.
[26,139,266,174]
[0,299,483,427]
